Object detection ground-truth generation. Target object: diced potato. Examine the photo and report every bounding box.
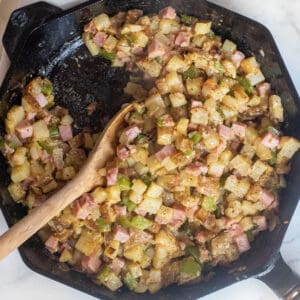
[121,24,142,34]
[221,59,236,78]
[32,120,49,141]
[85,39,100,56]
[129,190,143,203]
[155,205,173,224]
[219,150,233,165]
[147,156,162,174]
[269,95,284,122]
[240,144,256,160]
[208,161,225,177]
[248,95,261,107]
[249,160,268,181]
[186,78,202,96]
[132,31,149,48]
[194,21,212,35]
[124,82,147,100]
[240,217,254,231]
[157,127,173,145]
[169,93,187,107]
[176,118,189,136]
[241,200,258,216]
[161,157,177,171]
[246,71,265,86]
[219,105,237,120]
[192,34,206,47]
[5,106,25,134]
[155,78,169,95]
[229,155,251,177]
[155,229,178,253]
[127,263,143,278]
[103,35,118,51]
[159,19,180,34]
[124,244,145,263]
[225,200,242,218]
[224,175,250,198]
[91,187,107,203]
[131,146,149,164]
[106,185,121,204]
[245,127,258,145]
[166,55,187,73]
[222,39,237,53]
[75,229,102,256]
[98,267,123,291]
[11,160,30,183]
[180,172,198,186]
[146,182,164,198]
[254,138,272,160]
[145,93,165,116]
[240,57,259,74]
[61,114,73,125]
[42,180,58,193]
[166,72,183,93]
[190,107,208,125]
[59,248,73,263]
[137,59,162,77]
[138,196,162,214]
[203,131,219,151]
[93,13,111,31]
[103,240,120,259]
[156,174,180,190]
[131,179,148,194]
[61,166,76,180]
[11,147,27,166]
[277,137,300,164]
[152,245,169,269]
[8,182,26,202]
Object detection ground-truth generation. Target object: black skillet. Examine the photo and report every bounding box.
[0,1,300,299]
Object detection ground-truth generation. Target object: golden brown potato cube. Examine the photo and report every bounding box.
[249,160,268,181]
[8,182,26,202]
[11,160,30,183]
[229,155,252,177]
[277,137,300,164]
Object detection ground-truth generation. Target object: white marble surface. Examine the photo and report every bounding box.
[0,0,299,299]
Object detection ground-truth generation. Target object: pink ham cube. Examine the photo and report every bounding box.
[234,233,250,253]
[15,120,33,139]
[82,255,101,273]
[259,190,275,207]
[232,122,247,138]
[106,167,118,186]
[261,132,279,149]
[93,31,107,47]
[113,225,130,243]
[45,235,59,253]
[175,31,192,47]
[231,50,245,67]
[72,194,97,220]
[185,162,208,176]
[155,145,176,161]
[218,124,233,140]
[159,6,176,19]
[34,93,48,108]
[59,125,73,141]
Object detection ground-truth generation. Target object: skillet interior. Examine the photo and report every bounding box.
[0,0,300,299]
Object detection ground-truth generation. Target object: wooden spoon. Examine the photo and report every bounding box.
[0,102,134,260]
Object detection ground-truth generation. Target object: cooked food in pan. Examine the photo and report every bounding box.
[2,6,300,294]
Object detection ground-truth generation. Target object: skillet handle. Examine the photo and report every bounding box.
[258,253,300,299]
[2,1,62,61]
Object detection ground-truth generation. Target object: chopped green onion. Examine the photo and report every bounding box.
[130,215,152,230]
[269,150,277,166]
[42,83,53,96]
[141,173,153,186]
[183,66,202,80]
[237,76,254,94]
[38,141,53,153]
[188,131,201,145]
[123,272,137,290]
[179,257,201,276]
[117,216,132,228]
[96,217,111,232]
[181,14,193,25]
[117,174,131,191]
[49,126,59,138]
[202,196,217,212]
[184,149,193,157]
[99,49,117,62]
[185,246,200,264]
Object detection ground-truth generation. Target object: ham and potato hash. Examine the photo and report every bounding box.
[2,6,300,293]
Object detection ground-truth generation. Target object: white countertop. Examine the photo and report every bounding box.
[0,0,299,299]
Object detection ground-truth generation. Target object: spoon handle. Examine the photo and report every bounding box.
[0,172,92,260]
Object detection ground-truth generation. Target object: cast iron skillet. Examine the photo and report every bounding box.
[0,1,300,299]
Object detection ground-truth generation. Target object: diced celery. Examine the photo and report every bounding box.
[38,141,53,153]
[269,150,277,166]
[96,217,111,232]
[117,174,131,191]
[117,216,132,228]
[141,173,153,186]
[188,131,201,145]
[85,39,100,56]
[215,61,224,72]
[185,246,200,264]
[121,197,137,212]
[49,126,59,138]
[179,257,201,276]
[97,265,111,283]
[99,49,117,61]
[237,76,254,94]
[202,196,217,212]
[182,66,201,80]
[180,14,193,25]
[42,82,53,96]
[130,215,152,230]
[246,229,254,242]
[123,272,137,290]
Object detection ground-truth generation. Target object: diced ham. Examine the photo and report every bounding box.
[15,120,33,139]
[256,82,271,98]
[175,31,191,47]
[21,177,34,190]
[185,162,208,176]
[186,205,198,221]
[261,132,279,149]
[26,112,36,120]
[228,223,243,238]
[253,215,267,232]
[82,255,101,273]
[191,100,203,108]
[59,125,73,142]
[148,39,168,59]
[159,6,176,19]
[120,125,141,144]
[232,122,247,138]
[231,50,245,67]
[218,124,233,141]
[113,225,130,243]
[34,93,48,108]
[45,235,59,253]
[234,233,251,253]
[155,145,176,162]
[110,257,125,275]
[93,31,107,47]
[172,205,186,224]
[188,122,199,132]
[259,190,275,207]
[106,167,118,186]
[114,205,127,216]
[43,114,52,125]
[72,193,97,220]
[40,150,51,163]
[117,145,130,161]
